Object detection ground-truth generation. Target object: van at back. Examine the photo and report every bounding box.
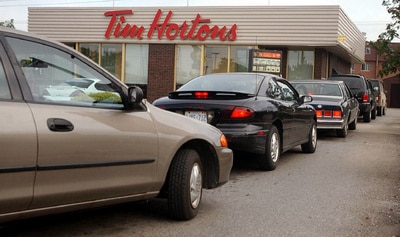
[368,79,387,116]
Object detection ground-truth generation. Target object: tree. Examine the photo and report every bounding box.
[0,19,15,29]
[369,0,400,77]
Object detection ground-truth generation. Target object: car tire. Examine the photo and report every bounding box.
[348,116,357,130]
[371,106,377,120]
[257,125,280,171]
[301,121,317,153]
[336,120,348,138]
[363,111,371,122]
[168,149,202,220]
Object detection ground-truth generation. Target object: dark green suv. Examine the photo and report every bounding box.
[328,74,376,122]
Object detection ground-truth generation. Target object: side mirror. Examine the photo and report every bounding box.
[301,95,313,103]
[128,86,144,105]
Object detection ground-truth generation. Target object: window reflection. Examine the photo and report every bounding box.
[0,60,11,99]
[176,45,201,88]
[6,37,123,108]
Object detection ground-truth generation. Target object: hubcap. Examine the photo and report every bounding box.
[190,163,202,208]
[311,125,317,148]
[270,132,280,162]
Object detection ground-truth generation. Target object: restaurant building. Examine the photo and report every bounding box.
[28,6,365,102]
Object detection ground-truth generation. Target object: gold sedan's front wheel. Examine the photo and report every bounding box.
[168,149,203,220]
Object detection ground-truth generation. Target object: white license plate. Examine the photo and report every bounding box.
[185,111,207,123]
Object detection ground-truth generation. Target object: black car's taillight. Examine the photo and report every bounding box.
[316,110,342,118]
[194,91,209,99]
[362,93,369,102]
[230,107,254,119]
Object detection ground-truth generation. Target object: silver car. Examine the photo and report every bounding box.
[0,27,233,222]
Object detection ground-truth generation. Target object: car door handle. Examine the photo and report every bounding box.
[47,118,74,132]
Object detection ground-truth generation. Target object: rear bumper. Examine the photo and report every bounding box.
[359,102,371,113]
[317,118,345,130]
[217,124,268,154]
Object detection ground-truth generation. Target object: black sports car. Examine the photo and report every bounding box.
[153,73,317,170]
[290,80,359,138]
[153,73,317,171]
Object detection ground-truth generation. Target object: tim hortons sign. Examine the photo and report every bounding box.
[104,9,237,41]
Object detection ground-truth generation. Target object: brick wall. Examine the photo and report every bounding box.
[314,49,328,79]
[147,44,175,103]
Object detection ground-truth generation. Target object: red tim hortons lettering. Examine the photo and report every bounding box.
[104,9,237,41]
[104,10,145,39]
[147,9,173,39]
[104,10,132,38]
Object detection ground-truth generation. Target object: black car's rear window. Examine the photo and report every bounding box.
[178,74,263,95]
[369,80,380,91]
[329,77,364,90]
[291,82,342,97]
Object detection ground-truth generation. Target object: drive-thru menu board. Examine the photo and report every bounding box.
[249,49,282,75]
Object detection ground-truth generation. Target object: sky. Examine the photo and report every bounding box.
[0,0,393,41]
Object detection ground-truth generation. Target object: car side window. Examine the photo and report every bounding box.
[265,79,281,99]
[0,60,11,99]
[5,37,123,108]
[276,80,297,101]
[342,84,351,99]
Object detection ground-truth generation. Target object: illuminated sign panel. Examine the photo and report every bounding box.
[249,49,282,74]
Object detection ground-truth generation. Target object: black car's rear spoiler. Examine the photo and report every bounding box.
[168,91,255,100]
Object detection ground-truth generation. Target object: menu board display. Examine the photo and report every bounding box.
[249,49,282,74]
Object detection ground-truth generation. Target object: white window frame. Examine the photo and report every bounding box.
[361,63,370,71]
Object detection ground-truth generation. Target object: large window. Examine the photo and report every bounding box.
[125,44,149,97]
[80,43,99,63]
[230,46,255,72]
[101,44,122,79]
[287,50,314,80]
[125,44,148,85]
[175,45,256,88]
[204,46,228,74]
[176,45,201,88]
